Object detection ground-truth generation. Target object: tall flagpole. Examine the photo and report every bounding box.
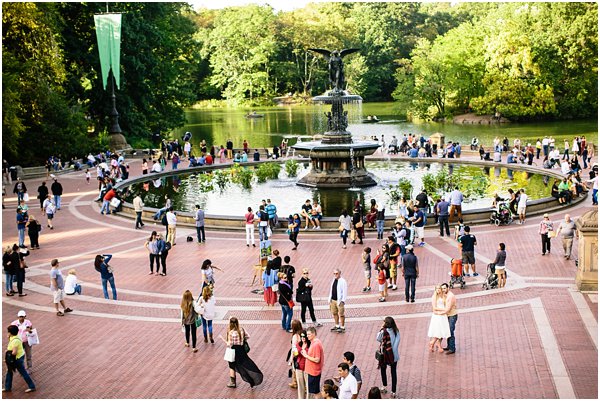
[94,9,130,151]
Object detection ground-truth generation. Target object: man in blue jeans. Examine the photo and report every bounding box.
[441,282,458,354]
[401,245,419,303]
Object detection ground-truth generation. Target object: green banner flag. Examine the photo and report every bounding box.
[94,14,122,90]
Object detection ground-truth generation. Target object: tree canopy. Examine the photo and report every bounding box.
[2,2,597,165]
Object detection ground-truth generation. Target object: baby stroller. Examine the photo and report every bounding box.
[482,263,498,290]
[490,202,513,226]
[449,258,466,289]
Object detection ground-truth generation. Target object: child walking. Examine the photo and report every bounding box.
[85,169,91,184]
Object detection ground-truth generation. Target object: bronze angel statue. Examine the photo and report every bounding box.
[309,48,360,91]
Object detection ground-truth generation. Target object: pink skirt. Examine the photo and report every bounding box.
[263,287,277,305]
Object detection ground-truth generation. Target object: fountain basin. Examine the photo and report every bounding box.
[293,140,380,187]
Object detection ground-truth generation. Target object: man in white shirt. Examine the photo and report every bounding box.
[328,269,348,333]
[151,159,162,173]
[448,187,463,223]
[336,363,358,399]
[542,136,550,157]
[133,195,144,229]
[517,189,528,224]
[166,207,177,245]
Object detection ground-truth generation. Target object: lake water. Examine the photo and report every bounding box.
[125,161,554,218]
[172,102,597,152]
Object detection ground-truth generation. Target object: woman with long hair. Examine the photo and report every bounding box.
[427,286,450,353]
[338,209,352,249]
[376,316,401,397]
[95,254,116,300]
[278,273,294,332]
[141,158,148,175]
[294,329,311,398]
[144,231,161,275]
[262,260,278,306]
[366,199,378,228]
[352,200,365,244]
[288,319,303,389]
[180,290,198,352]
[199,285,216,343]
[220,316,263,389]
[3,245,16,296]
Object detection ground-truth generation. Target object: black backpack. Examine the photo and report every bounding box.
[161,213,168,226]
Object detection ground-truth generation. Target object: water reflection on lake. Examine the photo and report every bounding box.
[172,102,597,155]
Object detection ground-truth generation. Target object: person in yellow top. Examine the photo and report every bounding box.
[3,325,36,393]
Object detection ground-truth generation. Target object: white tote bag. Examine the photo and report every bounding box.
[110,198,121,208]
[26,329,39,345]
[224,347,235,362]
[23,193,29,202]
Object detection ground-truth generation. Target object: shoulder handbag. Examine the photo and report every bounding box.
[242,329,250,353]
[356,220,364,228]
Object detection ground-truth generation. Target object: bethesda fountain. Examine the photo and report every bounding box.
[293,48,380,188]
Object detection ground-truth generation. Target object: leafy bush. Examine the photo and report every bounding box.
[255,162,281,182]
[230,163,254,189]
[212,169,230,191]
[196,173,214,192]
[285,159,299,177]
[386,178,413,204]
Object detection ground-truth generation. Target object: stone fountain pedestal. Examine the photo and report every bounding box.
[292,90,379,188]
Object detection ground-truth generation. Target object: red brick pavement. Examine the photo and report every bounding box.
[1,154,597,399]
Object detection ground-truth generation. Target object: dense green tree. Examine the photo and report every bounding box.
[201,5,278,104]
[276,3,349,96]
[57,2,200,142]
[2,2,90,165]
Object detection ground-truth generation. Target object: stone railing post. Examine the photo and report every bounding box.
[575,210,598,291]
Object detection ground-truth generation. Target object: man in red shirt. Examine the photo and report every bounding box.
[100,188,116,215]
[205,153,213,165]
[301,327,324,398]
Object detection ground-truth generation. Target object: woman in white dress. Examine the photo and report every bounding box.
[427,285,451,353]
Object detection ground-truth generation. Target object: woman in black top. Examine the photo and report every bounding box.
[3,246,15,296]
[26,215,41,249]
[352,200,364,245]
[12,245,30,297]
[278,273,294,332]
[296,269,321,327]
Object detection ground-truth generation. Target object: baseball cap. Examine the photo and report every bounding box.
[543,213,549,218]
[17,310,26,317]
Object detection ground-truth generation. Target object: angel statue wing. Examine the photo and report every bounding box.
[340,48,360,58]
[307,48,332,59]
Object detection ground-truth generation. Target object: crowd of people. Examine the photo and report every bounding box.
[2,131,596,396]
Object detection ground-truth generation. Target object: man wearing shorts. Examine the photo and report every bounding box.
[517,189,528,224]
[387,237,400,290]
[458,226,478,276]
[300,199,313,230]
[328,269,347,333]
[302,327,324,399]
[49,259,72,316]
[412,205,426,246]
